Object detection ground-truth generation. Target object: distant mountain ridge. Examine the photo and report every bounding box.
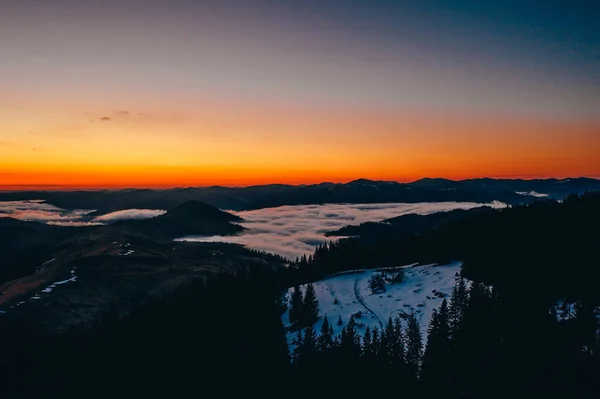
[0,177,598,212]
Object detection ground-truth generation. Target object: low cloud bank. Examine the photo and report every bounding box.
[0,200,95,223]
[176,201,506,260]
[0,200,165,226]
[94,209,166,222]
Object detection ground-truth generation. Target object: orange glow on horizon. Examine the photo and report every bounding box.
[1,168,598,191]
[1,96,599,191]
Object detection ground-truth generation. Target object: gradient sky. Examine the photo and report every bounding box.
[1,0,599,188]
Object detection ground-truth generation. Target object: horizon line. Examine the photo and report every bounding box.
[1,175,598,192]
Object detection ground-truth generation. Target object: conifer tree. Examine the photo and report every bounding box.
[381,317,396,365]
[340,317,362,363]
[292,329,303,365]
[288,286,303,328]
[345,317,360,347]
[363,325,373,359]
[438,299,450,341]
[405,312,423,380]
[371,326,381,360]
[317,316,334,356]
[393,316,406,367]
[449,277,468,337]
[298,325,318,367]
[302,283,320,326]
[288,286,304,328]
[421,301,451,392]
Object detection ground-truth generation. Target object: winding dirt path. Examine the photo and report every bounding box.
[353,277,384,329]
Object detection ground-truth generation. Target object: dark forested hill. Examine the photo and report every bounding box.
[325,206,494,237]
[103,200,245,240]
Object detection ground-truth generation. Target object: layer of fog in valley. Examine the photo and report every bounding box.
[0,200,165,226]
[176,201,506,259]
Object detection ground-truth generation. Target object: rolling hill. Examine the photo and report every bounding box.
[102,200,245,240]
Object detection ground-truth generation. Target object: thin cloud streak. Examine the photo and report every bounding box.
[0,200,94,223]
[94,209,166,222]
[48,221,103,227]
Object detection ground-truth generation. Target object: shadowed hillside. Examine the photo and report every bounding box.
[107,200,244,240]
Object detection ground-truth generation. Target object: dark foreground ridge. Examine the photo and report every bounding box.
[0,193,598,397]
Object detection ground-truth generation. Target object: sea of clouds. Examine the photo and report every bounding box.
[176,201,506,260]
[2,199,506,259]
[0,200,165,226]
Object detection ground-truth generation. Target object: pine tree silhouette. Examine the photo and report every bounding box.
[421,299,451,394]
[317,316,334,356]
[449,277,468,337]
[292,329,304,365]
[405,312,423,381]
[288,286,303,328]
[302,283,319,326]
[297,325,318,368]
[362,325,373,362]
[393,316,406,368]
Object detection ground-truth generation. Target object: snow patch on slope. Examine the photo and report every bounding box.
[282,262,461,347]
[13,267,79,308]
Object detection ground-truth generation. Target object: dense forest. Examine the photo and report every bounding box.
[0,193,598,396]
[288,192,600,301]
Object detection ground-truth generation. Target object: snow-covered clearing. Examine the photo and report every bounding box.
[282,262,461,346]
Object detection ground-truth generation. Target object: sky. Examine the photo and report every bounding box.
[1,0,599,189]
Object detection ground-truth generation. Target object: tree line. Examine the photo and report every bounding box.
[287,276,599,397]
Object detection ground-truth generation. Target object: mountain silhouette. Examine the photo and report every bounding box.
[103,200,244,240]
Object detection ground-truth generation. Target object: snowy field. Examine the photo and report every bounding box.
[282,262,462,346]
